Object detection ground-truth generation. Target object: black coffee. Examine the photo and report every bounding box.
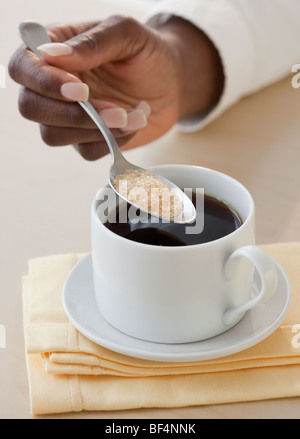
[103,193,242,247]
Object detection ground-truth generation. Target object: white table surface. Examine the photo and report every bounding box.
[1,0,300,419]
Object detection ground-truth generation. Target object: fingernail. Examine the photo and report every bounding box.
[122,109,147,131]
[99,108,127,128]
[136,101,151,117]
[61,82,89,101]
[37,43,73,57]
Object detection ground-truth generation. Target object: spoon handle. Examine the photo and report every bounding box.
[18,21,124,165]
[18,21,51,59]
[77,100,123,162]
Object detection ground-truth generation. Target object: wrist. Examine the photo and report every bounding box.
[157,16,224,120]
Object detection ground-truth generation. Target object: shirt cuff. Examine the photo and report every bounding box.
[145,0,255,132]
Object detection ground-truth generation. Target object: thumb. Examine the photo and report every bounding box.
[38,16,147,72]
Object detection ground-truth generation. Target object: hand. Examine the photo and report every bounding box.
[9,16,224,160]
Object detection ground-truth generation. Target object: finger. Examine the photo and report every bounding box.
[40,125,104,146]
[18,88,129,128]
[9,22,103,101]
[121,107,147,132]
[9,47,89,102]
[36,16,148,72]
[18,87,149,131]
[73,142,108,161]
[39,124,132,147]
[47,21,102,43]
[18,87,92,127]
[74,133,136,161]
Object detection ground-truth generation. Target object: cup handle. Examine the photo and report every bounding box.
[223,246,278,326]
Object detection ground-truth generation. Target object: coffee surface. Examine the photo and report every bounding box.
[104,194,242,246]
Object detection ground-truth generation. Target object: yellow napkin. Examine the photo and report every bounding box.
[23,243,300,415]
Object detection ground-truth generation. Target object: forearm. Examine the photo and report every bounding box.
[154,16,224,121]
[146,0,300,132]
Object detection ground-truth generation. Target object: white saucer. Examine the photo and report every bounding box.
[62,254,291,362]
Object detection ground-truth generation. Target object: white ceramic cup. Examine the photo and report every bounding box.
[91,165,278,343]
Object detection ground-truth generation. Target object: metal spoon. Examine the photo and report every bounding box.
[18,21,196,224]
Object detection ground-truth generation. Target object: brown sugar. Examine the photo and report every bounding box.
[112,169,183,220]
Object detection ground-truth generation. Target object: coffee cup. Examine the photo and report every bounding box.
[91,165,278,343]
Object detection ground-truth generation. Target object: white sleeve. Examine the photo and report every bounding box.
[145,0,300,132]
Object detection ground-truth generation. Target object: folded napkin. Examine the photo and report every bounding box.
[23,243,300,415]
